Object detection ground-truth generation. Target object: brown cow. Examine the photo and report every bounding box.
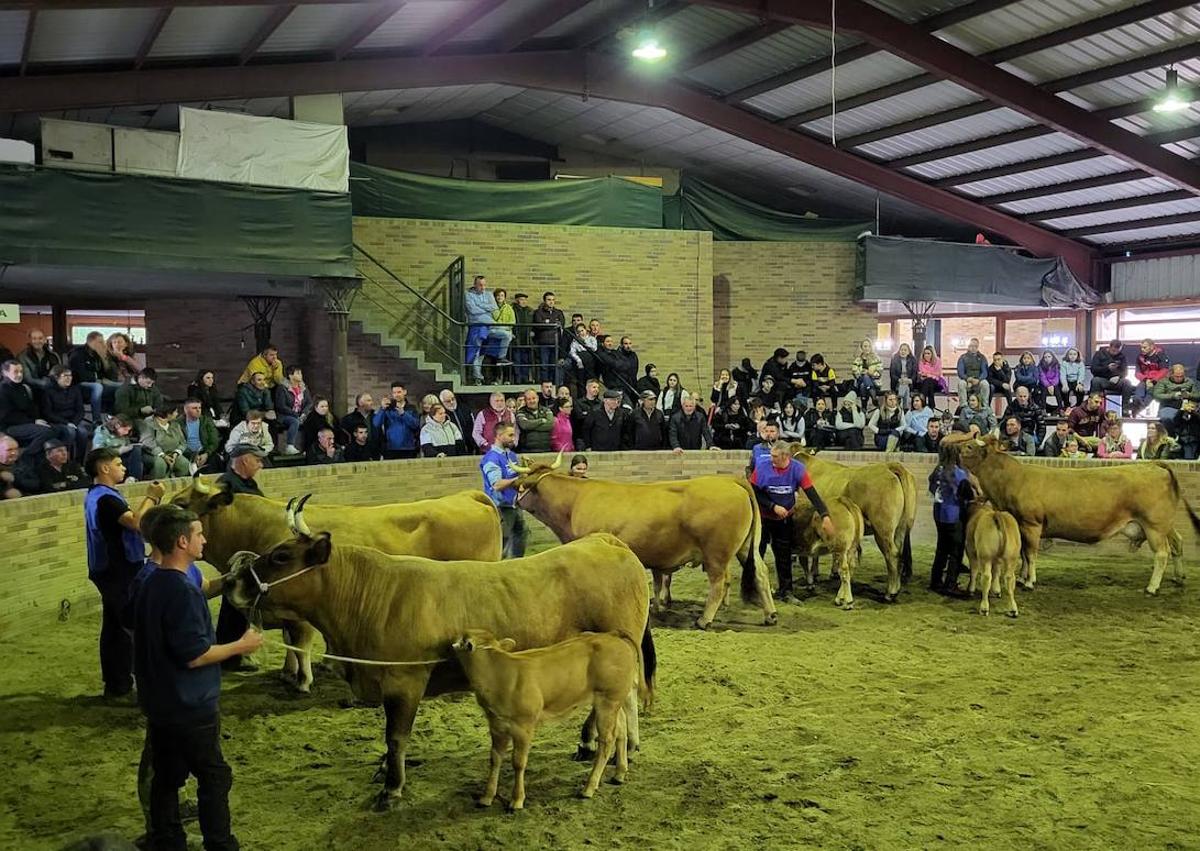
[794,496,865,609]
[223,509,654,811]
[958,435,1200,594]
[789,446,917,600]
[511,453,776,629]
[964,500,1020,617]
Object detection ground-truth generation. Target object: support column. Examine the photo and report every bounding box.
[317,277,360,417]
[51,304,68,354]
[240,297,282,353]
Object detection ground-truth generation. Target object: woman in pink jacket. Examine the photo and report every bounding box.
[550,397,574,452]
[914,346,946,409]
[1096,419,1133,459]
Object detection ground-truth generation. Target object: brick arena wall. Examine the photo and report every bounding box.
[352,217,715,393]
[3,453,1199,637]
[712,241,875,378]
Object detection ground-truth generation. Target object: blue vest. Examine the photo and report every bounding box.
[480,447,518,508]
[84,485,146,580]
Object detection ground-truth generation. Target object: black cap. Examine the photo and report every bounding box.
[229,443,268,459]
[773,347,789,359]
[640,390,657,400]
[43,439,66,451]
[602,389,623,400]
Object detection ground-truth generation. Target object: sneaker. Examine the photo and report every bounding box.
[496,359,513,366]
[282,445,301,456]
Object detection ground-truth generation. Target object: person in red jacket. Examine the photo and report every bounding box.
[1132,338,1169,417]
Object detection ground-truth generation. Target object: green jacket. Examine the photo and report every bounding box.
[237,383,272,417]
[513,304,534,345]
[515,405,554,451]
[1152,376,1200,406]
[139,416,188,456]
[180,414,220,456]
[114,383,164,419]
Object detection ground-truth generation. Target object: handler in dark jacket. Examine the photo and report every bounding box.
[627,391,666,450]
[583,390,627,451]
[669,396,716,451]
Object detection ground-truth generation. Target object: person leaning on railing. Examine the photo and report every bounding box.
[491,288,516,366]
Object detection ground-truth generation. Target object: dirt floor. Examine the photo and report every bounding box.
[3,543,1200,851]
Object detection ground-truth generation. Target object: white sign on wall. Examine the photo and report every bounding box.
[0,304,20,324]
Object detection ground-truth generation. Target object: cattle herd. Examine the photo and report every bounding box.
[169,438,1200,811]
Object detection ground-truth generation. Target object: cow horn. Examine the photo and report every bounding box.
[509,459,533,474]
[294,494,315,538]
[549,450,563,470]
[285,497,298,531]
[974,438,984,446]
[193,473,211,495]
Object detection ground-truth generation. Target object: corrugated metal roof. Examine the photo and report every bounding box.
[952,153,1136,196]
[744,52,924,119]
[1041,195,1200,228]
[29,8,164,64]
[904,132,1089,180]
[537,0,627,39]
[451,0,557,46]
[257,4,382,56]
[683,27,854,95]
[0,11,29,66]
[356,0,475,52]
[802,81,981,139]
[653,5,755,59]
[997,176,1179,214]
[150,7,277,60]
[937,0,1120,55]
[854,108,1034,160]
[1084,219,1200,244]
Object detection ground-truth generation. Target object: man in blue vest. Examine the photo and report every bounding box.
[83,447,165,699]
[480,421,526,558]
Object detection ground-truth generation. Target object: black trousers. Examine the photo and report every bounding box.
[931,520,965,589]
[92,575,133,695]
[148,717,238,851]
[214,599,249,668]
[762,514,795,595]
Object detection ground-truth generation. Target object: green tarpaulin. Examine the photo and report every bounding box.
[350,162,664,229]
[0,164,355,279]
[667,175,872,242]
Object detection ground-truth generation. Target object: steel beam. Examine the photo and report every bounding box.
[489,0,592,53]
[1019,190,1195,223]
[240,4,294,65]
[19,8,35,76]
[133,7,171,70]
[1060,210,1200,238]
[421,0,509,57]
[675,21,790,73]
[332,1,408,60]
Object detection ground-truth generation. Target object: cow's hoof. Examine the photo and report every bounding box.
[1006,611,1019,619]
[694,618,711,630]
[842,602,854,611]
[296,683,312,695]
[506,800,525,812]
[1144,587,1158,596]
[577,789,595,801]
[373,791,401,812]
[883,593,898,604]
[477,797,494,809]
[572,745,596,762]
[979,609,989,617]
[608,774,626,786]
[762,612,778,626]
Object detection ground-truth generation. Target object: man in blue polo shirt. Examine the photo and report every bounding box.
[749,443,834,604]
[480,421,526,558]
[134,505,262,851]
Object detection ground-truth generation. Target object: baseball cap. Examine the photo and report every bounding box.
[43,439,66,451]
[602,389,623,400]
[640,390,656,400]
[229,444,268,459]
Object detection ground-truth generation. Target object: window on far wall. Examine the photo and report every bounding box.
[941,317,996,360]
[1003,316,1077,352]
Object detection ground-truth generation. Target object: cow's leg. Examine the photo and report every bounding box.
[695,560,730,629]
[840,547,856,610]
[664,571,674,607]
[1169,530,1185,583]
[975,558,991,616]
[376,680,426,811]
[288,621,316,693]
[582,701,619,800]
[1018,524,1042,589]
[609,708,629,786]
[509,726,534,810]
[480,722,509,808]
[650,569,665,613]
[1003,554,1019,618]
[623,687,641,753]
[874,529,901,601]
[1144,528,1171,595]
[576,711,598,760]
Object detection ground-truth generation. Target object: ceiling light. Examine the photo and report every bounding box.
[632,36,666,62]
[1153,68,1193,113]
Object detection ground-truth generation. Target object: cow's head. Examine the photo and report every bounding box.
[512,451,565,508]
[223,494,332,618]
[955,433,1001,469]
[170,474,235,517]
[789,442,816,461]
[450,629,517,654]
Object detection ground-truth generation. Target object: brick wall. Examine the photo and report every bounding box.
[352,217,715,393]
[711,241,875,378]
[4,452,1199,637]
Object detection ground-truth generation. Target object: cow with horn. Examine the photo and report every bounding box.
[171,475,503,691]
[510,451,777,629]
[222,497,654,811]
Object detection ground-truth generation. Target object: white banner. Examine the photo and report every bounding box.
[0,304,20,324]
[176,107,348,193]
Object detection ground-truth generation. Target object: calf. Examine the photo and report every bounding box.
[965,501,1021,617]
[795,497,864,609]
[452,630,645,810]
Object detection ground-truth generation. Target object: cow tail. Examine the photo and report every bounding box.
[1161,464,1200,538]
[737,478,765,604]
[887,463,917,574]
[638,623,657,712]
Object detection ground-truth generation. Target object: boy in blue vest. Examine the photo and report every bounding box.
[134,504,262,851]
[749,443,834,604]
[83,447,165,699]
[480,421,526,558]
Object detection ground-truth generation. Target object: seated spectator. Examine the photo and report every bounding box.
[1067,393,1105,448]
[1013,351,1040,403]
[1061,347,1088,408]
[1003,386,1043,442]
[1090,339,1132,413]
[711,368,740,410]
[1096,420,1133,459]
[273,365,311,454]
[224,409,274,459]
[915,346,947,408]
[1061,436,1084,459]
[583,390,627,452]
[787,350,812,407]
[92,414,144,480]
[344,425,380,462]
[1038,350,1065,410]
[374,382,421,460]
[21,439,87,494]
[759,348,791,394]
[1138,421,1178,460]
[515,388,553,453]
[537,381,559,413]
[809,354,839,402]
[636,364,661,400]
[958,394,997,437]
[656,373,685,421]
[187,369,227,426]
[889,343,916,408]
[900,393,934,449]
[731,358,758,402]
[237,372,276,430]
[307,427,345,465]
[757,375,783,412]
[867,391,906,452]
[778,400,805,443]
[114,367,163,422]
[746,397,771,448]
[834,391,865,450]
[491,288,515,365]
[1177,401,1200,460]
[1152,363,1200,434]
[551,398,574,453]
[803,397,837,450]
[342,393,378,452]
[669,395,717,452]
[1132,338,1169,417]
[302,397,345,449]
[997,416,1037,456]
[473,392,519,453]
[915,417,944,454]
[956,338,990,407]
[570,454,589,477]
[0,433,22,499]
[628,391,667,451]
[0,359,53,451]
[68,330,121,416]
[237,342,285,388]
[106,332,140,385]
[420,403,466,458]
[140,406,191,478]
[18,328,61,391]
[850,339,883,405]
[941,409,961,435]
[986,352,1013,406]
[41,365,92,460]
[713,396,753,450]
[180,397,220,473]
[1040,420,1072,458]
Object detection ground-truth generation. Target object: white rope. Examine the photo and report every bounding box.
[830,0,838,147]
[263,635,444,668]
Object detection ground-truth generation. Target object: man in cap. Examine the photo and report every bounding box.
[211,443,267,671]
[27,437,87,494]
[628,390,666,450]
[583,389,627,451]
